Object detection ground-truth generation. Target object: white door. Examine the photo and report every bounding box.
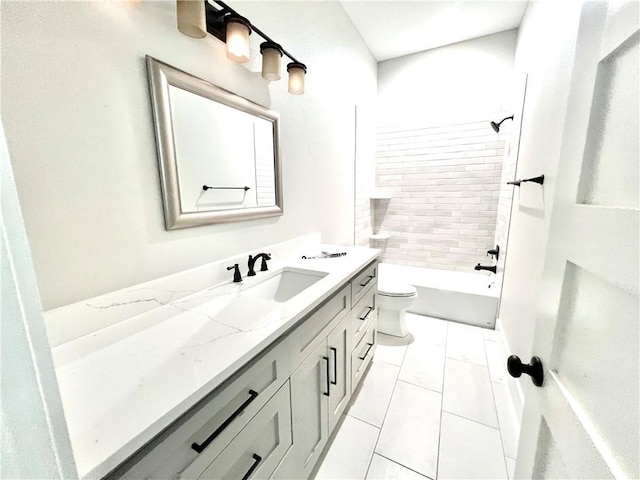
[515,2,639,478]
[1,122,78,478]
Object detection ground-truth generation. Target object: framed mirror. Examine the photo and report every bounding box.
[146,56,283,229]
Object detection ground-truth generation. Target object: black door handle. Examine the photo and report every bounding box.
[241,453,262,480]
[359,306,374,321]
[323,356,330,397]
[358,343,374,361]
[507,355,544,387]
[359,275,374,288]
[330,347,338,385]
[191,390,258,453]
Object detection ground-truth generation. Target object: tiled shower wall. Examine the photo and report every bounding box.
[371,116,506,271]
[355,106,376,247]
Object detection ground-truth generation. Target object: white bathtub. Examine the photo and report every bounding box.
[379,263,499,328]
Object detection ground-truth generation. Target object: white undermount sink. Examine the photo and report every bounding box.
[243,267,329,303]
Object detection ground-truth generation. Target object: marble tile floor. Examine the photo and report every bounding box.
[313,313,520,480]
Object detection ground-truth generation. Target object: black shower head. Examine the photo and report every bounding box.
[490,115,514,133]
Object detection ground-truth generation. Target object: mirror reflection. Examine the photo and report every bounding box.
[146,56,283,229]
[169,86,276,212]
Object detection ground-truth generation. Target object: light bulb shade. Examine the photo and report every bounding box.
[176,0,206,39]
[260,42,283,81]
[225,16,252,63]
[287,62,307,95]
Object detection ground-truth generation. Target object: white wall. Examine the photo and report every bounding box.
[498,1,584,366]
[1,123,77,479]
[0,1,377,310]
[377,30,518,125]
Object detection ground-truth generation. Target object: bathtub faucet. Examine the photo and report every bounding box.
[475,263,497,274]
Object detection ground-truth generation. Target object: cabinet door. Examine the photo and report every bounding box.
[327,315,351,432]
[352,321,377,390]
[193,383,292,480]
[350,286,377,349]
[117,340,290,480]
[273,342,329,479]
[288,285,351,372]
[351,261,377,306]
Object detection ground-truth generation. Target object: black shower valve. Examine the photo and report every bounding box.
[487,245,500,261]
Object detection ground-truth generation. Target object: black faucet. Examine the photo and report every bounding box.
[475,263,497,274]
[247,253,271,276]
[227,263,242,283]
[487,245,500,261]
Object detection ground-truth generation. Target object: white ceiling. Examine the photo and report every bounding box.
[340,1,528,62]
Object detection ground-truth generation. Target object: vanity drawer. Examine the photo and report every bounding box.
[351,320,376,390]
[289,284,351,371]
[351,261,377,306]
[115,340,290,480]
[185,382,292,480]
[350,286,377,348]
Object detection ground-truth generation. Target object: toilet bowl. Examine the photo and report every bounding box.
[376,281,417,338]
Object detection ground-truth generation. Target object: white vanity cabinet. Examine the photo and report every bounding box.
[193,383,292,480]
[327,314,352,431]
[275,313,352,479]
[111,341,291,480]
[273,261,378,480]
[108,259,378,480]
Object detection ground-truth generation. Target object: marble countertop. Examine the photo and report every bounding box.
[51,244,379,479]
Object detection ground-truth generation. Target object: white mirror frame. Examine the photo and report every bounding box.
[146,56,283,230]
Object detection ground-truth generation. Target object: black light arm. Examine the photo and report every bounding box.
[204,0,305,68]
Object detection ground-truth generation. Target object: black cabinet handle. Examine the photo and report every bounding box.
[359,306,374,321]
[191,390,259,453]
[507,355,544,387]
[241,453,262,480]
[323,356,330,397]
[358,342,374,361]
[359,275,374,288]
[330,347,338,385]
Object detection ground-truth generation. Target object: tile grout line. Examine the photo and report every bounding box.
[483,336,511,478]
[363,360,401,477]
[434,319,451,480]
[374,452,435,480]
[365,336,410,479]
[441,410,503,431]
[345,413,381,431]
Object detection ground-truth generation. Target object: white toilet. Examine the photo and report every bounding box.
[376,278,417,338]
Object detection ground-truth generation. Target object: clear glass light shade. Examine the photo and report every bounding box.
[261,47,282,81]
[226,19,251,63]
[176,0,206,38]
[287,63,306,95]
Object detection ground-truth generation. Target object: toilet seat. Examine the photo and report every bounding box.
[378,283,416,298]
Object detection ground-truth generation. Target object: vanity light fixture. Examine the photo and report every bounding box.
[225,15,251,63]
[176,0,307,94]
[176,0,207,38]
[260,41,283,81]
[287,62,307,95]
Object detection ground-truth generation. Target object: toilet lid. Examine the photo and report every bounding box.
[378,282,417,297]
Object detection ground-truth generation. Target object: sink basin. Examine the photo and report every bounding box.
[243,268,329,303]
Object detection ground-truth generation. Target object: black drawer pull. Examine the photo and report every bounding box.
[323,356,330,397]
[330,347,338,385]
[359,306,374,321]
[359,275,374,288]
[241,453,262,480]
[358,342,374,361]
[191,389,259,453]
